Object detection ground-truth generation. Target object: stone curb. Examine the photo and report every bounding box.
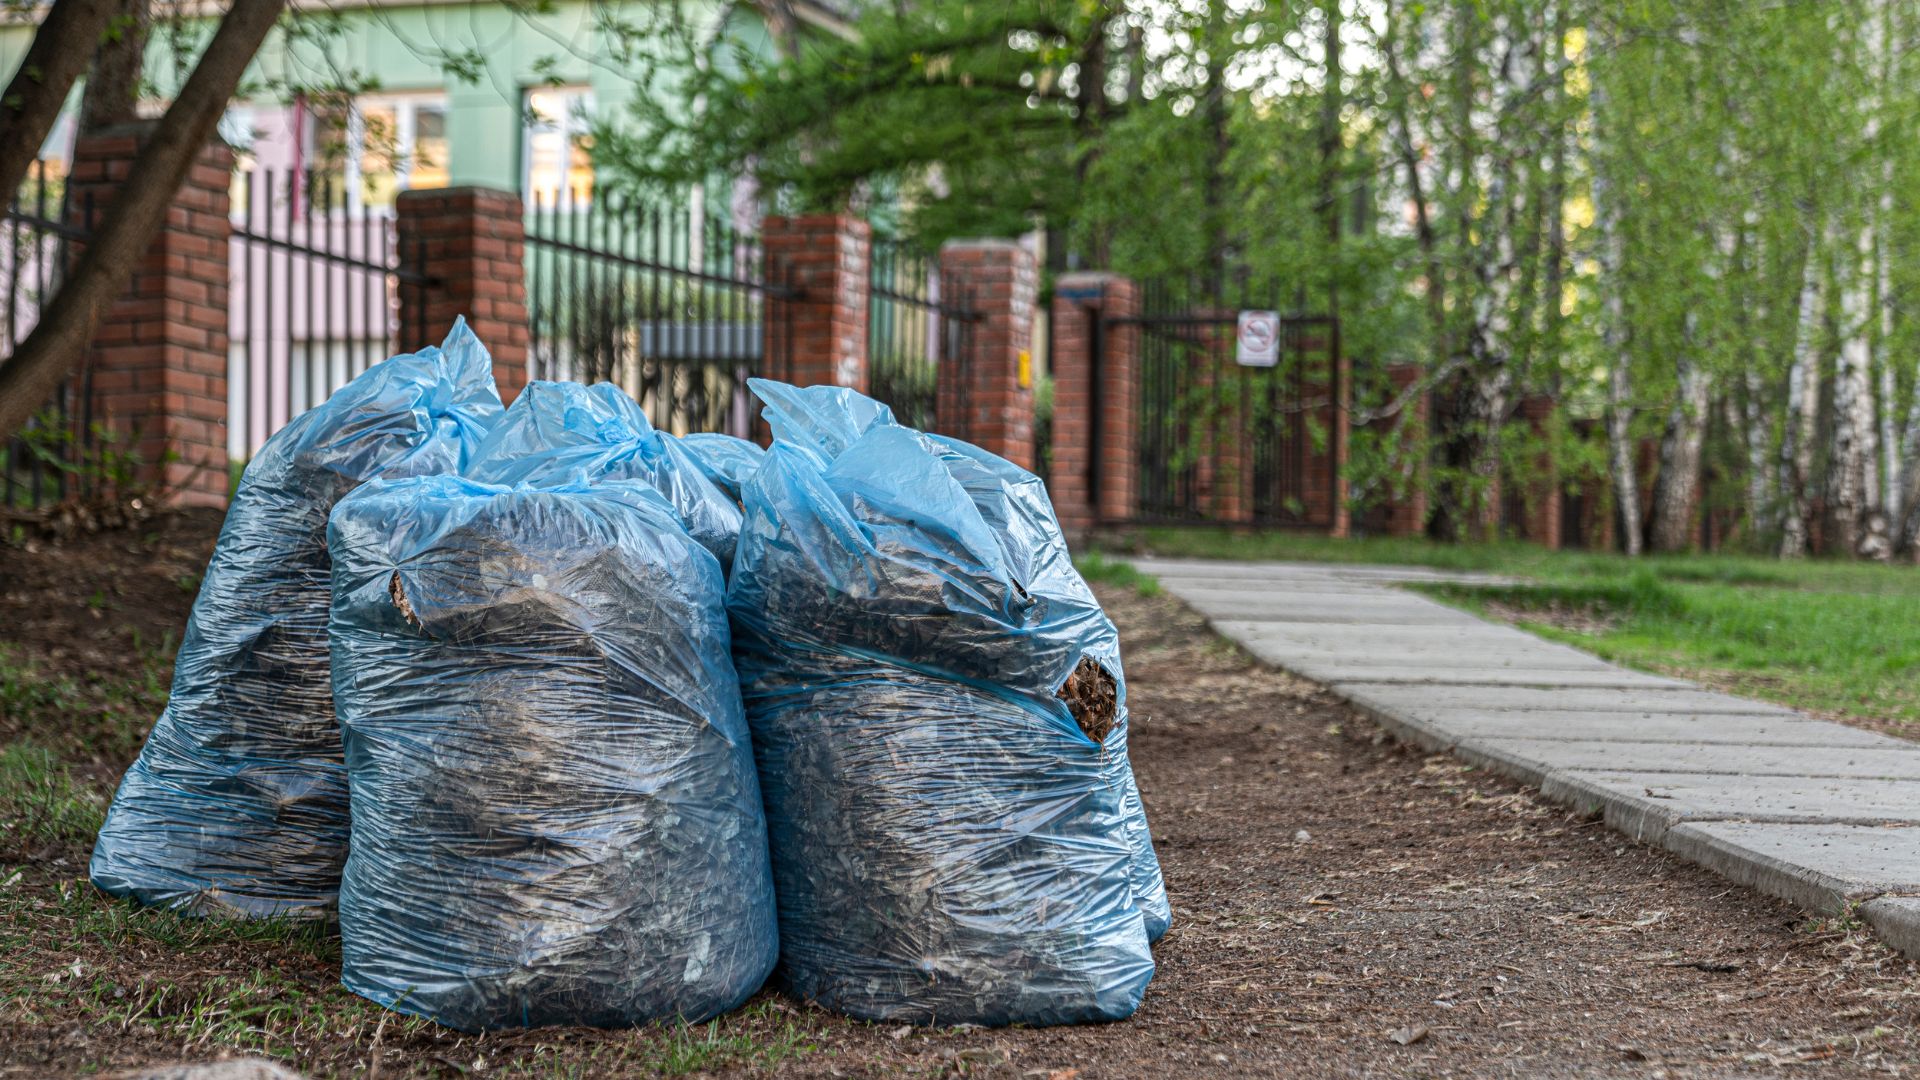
[1862,898,1920,955]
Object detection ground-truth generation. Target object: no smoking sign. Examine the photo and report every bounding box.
[1236,310,1280,367]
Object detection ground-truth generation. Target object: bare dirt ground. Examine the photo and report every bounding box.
[3,514,1919,1078]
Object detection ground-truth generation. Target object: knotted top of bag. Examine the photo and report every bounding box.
[461,380,743,568]
[246,316,504,493]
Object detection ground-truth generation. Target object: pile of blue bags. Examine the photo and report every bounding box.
[91,324,1166,1032]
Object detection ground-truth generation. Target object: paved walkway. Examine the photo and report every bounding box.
[1132,556,1920,960]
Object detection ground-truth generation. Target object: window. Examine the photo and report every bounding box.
[305,93,449,213]
[523,87,595,208]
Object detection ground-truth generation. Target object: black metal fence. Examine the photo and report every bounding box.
[228,168,429,460]
[867,241,974,434]
[1120,278,1336,525]
[2,162,93,511]
[523,189,783,439]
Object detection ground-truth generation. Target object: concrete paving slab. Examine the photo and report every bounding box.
[1182,595,1466,622]
[1165,580,1419,598]
[1364,706,1901,749]
[1469,738,1920,780]
[1279,661,1687,689]
[1240,646,1623,671]
[1130,559,1345,581]
[1136,560,1517,588]
[1227,630,1611,668]
[1338,682,1797,716]
[1662,823,1920,913]
[1541,770,1920,832]
[1239,641,1612,663]
[1172,593,1471,617]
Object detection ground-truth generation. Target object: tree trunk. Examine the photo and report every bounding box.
[0,0,286,444]
[1201,0,1231,294]
[78,0,150,133]
[1741,369,1773,542]
[0,0,121,204]
[1590,45,1640,555]
[1648,350,1710,553]
[1828,223,1881,558]
[1778,247,1824,558]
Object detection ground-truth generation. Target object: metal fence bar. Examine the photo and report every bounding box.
[866,240,979,434]
[522,188,777,439]
[228,168,409,463]
[2,160,82,511]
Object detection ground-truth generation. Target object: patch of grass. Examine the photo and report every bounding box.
[0,874,337,960]
[0,746,107,859]
[0,868,824,1077]
[1073,551,1161,596]
[0,641,170,767]
[1432,576,1920,723]
[647,1006,818,1076]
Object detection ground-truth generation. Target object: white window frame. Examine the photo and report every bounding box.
[305,91,449,215]
[521,86,596,210]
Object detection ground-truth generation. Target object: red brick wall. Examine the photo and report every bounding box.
[1048,273,1138,531]
[936,240,1036,469]
[395,187,530,403]
[69,125,232,508]
[763,214,870,394]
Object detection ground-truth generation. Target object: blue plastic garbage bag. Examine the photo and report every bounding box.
[918,430,1172,944]
[677,432,765,503]
[327,475,777,1032]
[90,320,502,917]
[463,380,742,569]
[728,378,1164,1027]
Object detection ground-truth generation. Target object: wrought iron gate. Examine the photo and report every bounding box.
[523,189,784,439]
[867,241,975,433]
[228,169,429,459]
[1108,280,1337,526]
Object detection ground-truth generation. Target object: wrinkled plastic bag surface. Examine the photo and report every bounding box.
[463,380,742,569]
[328,475,777,1032]
[677,432,765,503]
[89,321,502,918]
[727,378,1165,1027]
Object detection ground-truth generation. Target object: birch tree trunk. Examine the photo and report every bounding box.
[1829,3,1893,559]
[1778,247,1824,558]
[1742,369,1774,540]
[1589,39,1641,555]
[1649,343,1711,553]
[1828,218,1882,558]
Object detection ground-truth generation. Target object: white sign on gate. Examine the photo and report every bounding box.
[1236,310,1280,367]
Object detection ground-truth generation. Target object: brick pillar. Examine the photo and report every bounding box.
[395,186,530,403]
[1049,273,1138,533]
[68,123,232,508]
[936,239,1037,469]
[763,214,870,393]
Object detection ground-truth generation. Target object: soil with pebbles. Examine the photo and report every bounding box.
[2,515,1919,1077]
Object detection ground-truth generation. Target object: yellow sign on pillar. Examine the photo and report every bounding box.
[1017,349,1032,389]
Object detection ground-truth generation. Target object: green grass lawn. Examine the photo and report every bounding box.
[1095,527,1920,729]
